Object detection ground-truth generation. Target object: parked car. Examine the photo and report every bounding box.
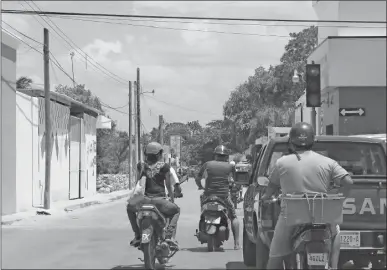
[242,136,386,269]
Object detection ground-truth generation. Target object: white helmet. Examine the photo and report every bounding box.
[230,160,236,166]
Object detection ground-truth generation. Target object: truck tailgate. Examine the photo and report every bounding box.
[342,179,386,230]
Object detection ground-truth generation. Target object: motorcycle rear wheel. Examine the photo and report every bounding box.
[143,232,157,269]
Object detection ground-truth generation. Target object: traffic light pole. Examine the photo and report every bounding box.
[311,107,317,134]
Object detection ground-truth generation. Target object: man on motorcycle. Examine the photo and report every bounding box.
[126,142,182,247]
[195,145,241,250]
[261,122,353,269]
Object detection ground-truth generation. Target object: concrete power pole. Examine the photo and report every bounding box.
[159,115,164,145]
[133,81,138,168]
[43,28,52,210]
[128,81,133,189]
[136,68,142,161]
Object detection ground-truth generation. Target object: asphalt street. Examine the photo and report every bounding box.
[2,179,249,269]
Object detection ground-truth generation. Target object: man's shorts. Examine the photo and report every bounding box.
[200,193,237,219]
[269,212,340,258]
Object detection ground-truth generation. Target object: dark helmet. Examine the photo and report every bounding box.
[214,145,230,156]
[289,122,315,147]
[145,142,163,155]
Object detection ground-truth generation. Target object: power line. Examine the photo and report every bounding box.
[21,1,128,86]
[46,15,386,29]
[2,9,386,24]
[144,94,221,116]
[1,20,44,45]
[40,15,291,38]
[2,26,130,116]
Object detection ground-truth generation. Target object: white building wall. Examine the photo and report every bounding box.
[1,31,19,215]
[15,92,39,212]
[328,38,386,87]
[313,1,386,44]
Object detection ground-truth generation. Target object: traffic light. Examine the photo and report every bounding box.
[305,64,321,107]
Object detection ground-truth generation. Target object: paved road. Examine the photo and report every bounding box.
[2,179,249,269]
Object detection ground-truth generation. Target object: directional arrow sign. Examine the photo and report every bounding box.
[339,108,365,117]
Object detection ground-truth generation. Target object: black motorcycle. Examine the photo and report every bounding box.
[136,192,183,269]
[195,195,230,252]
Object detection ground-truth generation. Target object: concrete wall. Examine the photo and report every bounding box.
[308,37,386,89]
[37,98,71,205]
[320,88,340,135]
[15,92,39,212]
[1,31,18,215]
[329,38,386,87]
[338,87,386,135]
[313,1,386,43]
[84,114,97,197]
[312,1,340,44]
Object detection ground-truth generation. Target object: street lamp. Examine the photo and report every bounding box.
[141,89,155,95]
[292,69,300,84]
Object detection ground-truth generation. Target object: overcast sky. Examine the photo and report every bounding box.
[2,1,318,133]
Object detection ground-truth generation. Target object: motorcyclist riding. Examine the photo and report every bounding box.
[195,145,241,250]
[126,142,182,247]
[261,122,353,269]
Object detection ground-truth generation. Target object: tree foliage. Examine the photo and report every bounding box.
[16,76,33,89]
[53,84,131,174]
[222,26,317,150]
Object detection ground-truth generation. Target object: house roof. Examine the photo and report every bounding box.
[18,88,102,117]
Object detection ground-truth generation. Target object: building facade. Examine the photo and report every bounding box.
[295,1,386,135]
[1,30,109,215]
[1,31,19,215]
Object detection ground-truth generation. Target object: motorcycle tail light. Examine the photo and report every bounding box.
[138,210,158,220]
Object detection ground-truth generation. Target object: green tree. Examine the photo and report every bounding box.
[273,26,318,103]
[222,26,318,150]
[16,76,33,89]
[54,84,132,174]
[55,84,104,112]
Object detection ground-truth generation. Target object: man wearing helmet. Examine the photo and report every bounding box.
[261,122,353,269]
[195,145,241,250]
[126,142,182,247]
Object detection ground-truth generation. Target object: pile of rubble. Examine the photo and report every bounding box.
[96,174,135,193]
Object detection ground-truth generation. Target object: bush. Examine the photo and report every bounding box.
[96,174,136,193]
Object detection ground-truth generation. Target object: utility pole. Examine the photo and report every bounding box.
[311,107,317,134]
[159,115,164,145]
[43,28,51,210]
[133,81,138,167]
[70,51,75,87]
[128,81,133,189]
[136,68,141,161]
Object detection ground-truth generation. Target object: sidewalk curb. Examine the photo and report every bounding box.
[2,190,131,225]
[64,200,102,212]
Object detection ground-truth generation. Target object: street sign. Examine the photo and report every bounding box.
[339,108,365,117]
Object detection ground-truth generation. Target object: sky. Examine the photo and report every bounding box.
[2,1,318,133]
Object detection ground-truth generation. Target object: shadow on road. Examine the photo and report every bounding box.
[225,261,254,269]
[111,263,175,270]
[181,246,236,253]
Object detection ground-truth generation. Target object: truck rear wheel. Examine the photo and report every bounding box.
[255,232,269,269]
[242,224,256,267]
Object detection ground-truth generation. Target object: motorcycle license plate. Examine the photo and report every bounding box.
[307,253,328,266]
[207,204,219,211]
[340,231,360,248]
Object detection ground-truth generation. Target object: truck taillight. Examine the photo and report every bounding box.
[377,234,385,247]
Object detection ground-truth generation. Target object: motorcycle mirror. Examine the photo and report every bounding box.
[257,176,269,186]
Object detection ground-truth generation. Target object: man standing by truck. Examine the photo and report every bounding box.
[261,122,353,269]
